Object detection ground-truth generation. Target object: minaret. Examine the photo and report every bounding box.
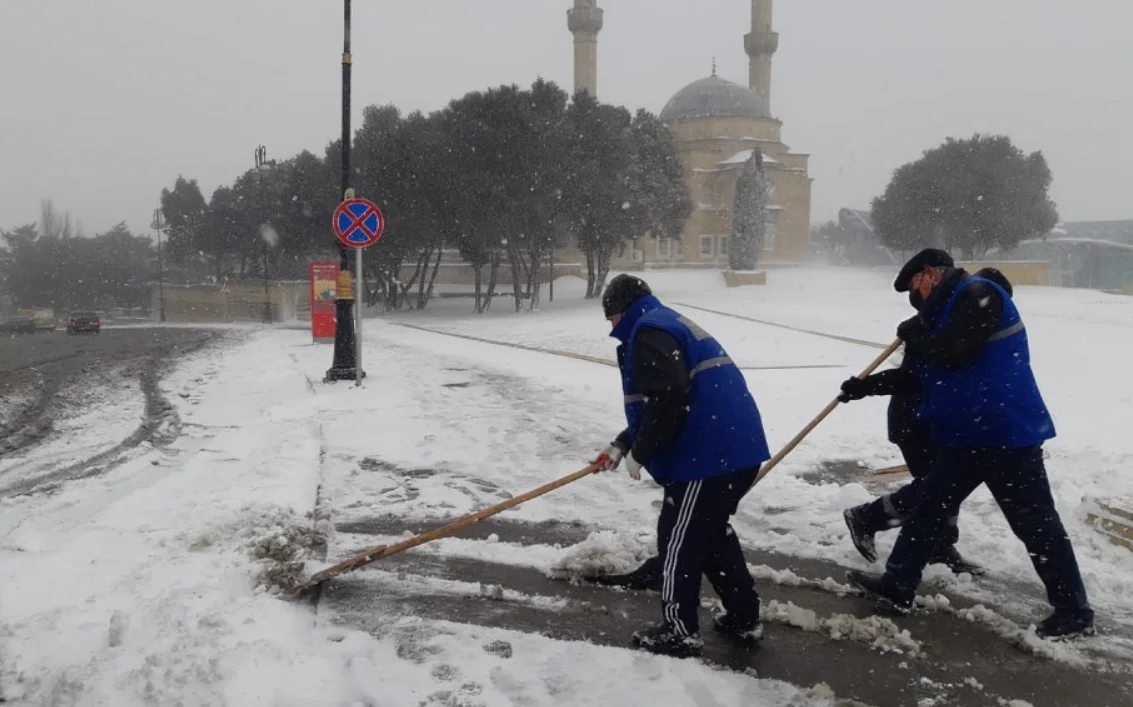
[744,0,779,112]
[567,0,604,97]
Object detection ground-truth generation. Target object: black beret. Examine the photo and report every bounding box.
[894,248,955,292]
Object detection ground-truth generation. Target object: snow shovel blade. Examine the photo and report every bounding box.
[284,463,603,599]
[285,544,391,599]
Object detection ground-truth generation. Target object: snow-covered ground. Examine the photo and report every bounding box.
[2,266,1131,705]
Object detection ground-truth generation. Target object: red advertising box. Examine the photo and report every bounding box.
[309,262,338,343]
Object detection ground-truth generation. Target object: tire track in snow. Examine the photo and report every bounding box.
[0,333,223,498]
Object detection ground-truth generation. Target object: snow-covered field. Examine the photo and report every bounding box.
[2,267,1131,705]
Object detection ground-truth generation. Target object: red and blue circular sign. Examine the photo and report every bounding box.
[333,198,385,249]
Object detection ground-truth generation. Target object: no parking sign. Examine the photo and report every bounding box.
[333,198,385,249]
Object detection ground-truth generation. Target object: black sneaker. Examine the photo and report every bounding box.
[713,613,764,647]
[631,623,704,658]
[1036,610,1097,641]
[844,506,879,563]
[846,570,913,616]
[928,546,986,577]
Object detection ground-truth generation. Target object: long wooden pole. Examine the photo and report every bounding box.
[751,339,903,488]
[293,463,602,593]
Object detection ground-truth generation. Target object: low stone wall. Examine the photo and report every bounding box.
[399,262,582,287]
[150,264,586,323]
[151,283,308,324]
[722,270,768,287]
[958,260,1051,287]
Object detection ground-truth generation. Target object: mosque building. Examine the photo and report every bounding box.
[568,0,813,267]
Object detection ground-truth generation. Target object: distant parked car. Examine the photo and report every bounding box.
[66,311,101,335]
[3,315,35,335]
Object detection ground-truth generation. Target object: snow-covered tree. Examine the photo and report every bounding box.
[730,151,770,271]
[871,133,1058,259]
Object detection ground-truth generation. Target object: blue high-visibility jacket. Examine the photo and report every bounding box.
[612,296,770,484]
[919,277,1056,450]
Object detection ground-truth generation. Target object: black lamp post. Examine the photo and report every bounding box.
[326,0,362,382]
[254,145,273,324]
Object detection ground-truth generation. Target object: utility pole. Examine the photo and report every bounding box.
[254,145,273,324]
[151,208,166,322]
[326,0,362,382]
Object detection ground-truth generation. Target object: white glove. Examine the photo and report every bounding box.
[625,453,642,481]
[592,444,624,471]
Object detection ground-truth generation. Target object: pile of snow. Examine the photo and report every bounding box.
[752,564,854,596]
[361,570,569,611]
[184,504,329,594]
[914,594,953,612]
[954,604,1087,665]
[546,530,654,581]
[761,600,922,656]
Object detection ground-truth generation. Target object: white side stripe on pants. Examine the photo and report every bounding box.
[662,480,702,637]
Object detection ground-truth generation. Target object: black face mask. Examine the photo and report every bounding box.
[909,290,925,310]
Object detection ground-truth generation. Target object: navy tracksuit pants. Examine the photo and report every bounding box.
[657,467,761,637]
[858,432,961,552]
[885,445,1090,613]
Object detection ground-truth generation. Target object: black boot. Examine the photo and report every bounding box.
[713,612,764,647]
[928,546,986,577]
[631,623,704,658]
[844,506,879,563]
[1036,609,1096,641]
[847,570,913,616]
[588,572,660,591]
[586,556,662,592]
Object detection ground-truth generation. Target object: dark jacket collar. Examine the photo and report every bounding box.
[918,268,969,325]
[610,295,663,343]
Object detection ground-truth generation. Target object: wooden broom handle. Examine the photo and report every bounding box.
[303,463,603,586]
[300,340,902,590]
[752,338,903,488]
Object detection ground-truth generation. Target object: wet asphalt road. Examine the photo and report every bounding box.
[320,515,1133,707]
[0,326,222,494]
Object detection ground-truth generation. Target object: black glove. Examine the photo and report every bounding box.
[896,316,928,344]
[838,376,871,403]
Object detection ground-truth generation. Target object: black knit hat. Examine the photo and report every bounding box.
[602,274,652,318]
[894,248,955,292]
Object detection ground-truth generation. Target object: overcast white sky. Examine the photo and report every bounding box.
[1,0,1130,236]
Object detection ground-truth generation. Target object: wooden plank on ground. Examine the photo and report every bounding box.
[1085,498,1133,552]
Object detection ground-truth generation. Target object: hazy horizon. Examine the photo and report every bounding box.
[1,0,1130,236]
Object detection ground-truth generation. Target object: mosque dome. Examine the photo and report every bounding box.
[659,74,771,124]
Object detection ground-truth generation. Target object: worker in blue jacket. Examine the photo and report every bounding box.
[839,262,1015,577]
[847,249,1095,641]
[592,274,770,658]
